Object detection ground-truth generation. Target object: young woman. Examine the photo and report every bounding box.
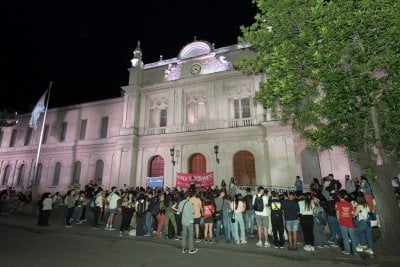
[155,194,166,237]
[64,190,76,228]
[324,192,342,247]
[313,198,329,248]
[92,188,103,229]
[164,194,179,240]
[230,194,246,244]
[354,195,373,255]
[298,193,315,251]
[360,176,374,211]
[202,199,215,243]
[41,192,53,226]
[120,192,135,236]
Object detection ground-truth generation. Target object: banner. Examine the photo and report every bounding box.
[176,172,214,189]
[146,176,164,188]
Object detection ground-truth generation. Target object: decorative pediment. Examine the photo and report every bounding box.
[186,91,207,105]
[227,85,252,99]
[149,95,168,109]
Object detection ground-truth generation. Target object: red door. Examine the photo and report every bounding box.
[189,153,206,173]
[233,151,256,185]
[149,155,165,177]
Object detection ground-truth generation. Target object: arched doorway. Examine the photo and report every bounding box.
[2,165,11,185]
[300,149,321,186]
[149,155,165,177]
[233,151,256,185]
[94,160,104,186]
[189,153,206,173]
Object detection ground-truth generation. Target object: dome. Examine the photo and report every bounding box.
[177,41,215,60]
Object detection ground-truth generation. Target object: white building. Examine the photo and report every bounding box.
[0,40,359,194]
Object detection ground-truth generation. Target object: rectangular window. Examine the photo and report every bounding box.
[9,129,18,147]
[159,109,167,127]
[100,116,108,138]
[42,124,49,144]
[241,97,251,118]
[60,122,68,142]
[234,99,240,119]
[79,119,87,140]
[24,127,33,146]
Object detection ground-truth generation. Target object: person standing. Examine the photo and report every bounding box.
[92,188,103,229]
[268,191,285,248]
[64,190,76,228]
[41,192,53,226]
[105,187,120,230]
[228,177,237,199]
[189,192,203,242]
[294,176,303,195]
[178,192,198,254]
[253,186,270,248]
[243,187,255,238]
[335,191,361,255]
[119,192,135,236]
[282,192,300,251]
[231,194,247,244]
[202,199,215,243]
[298,193,315,251]
[345,175,356,195]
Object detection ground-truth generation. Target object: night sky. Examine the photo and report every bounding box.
[0,0,256,114]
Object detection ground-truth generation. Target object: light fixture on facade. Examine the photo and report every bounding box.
[214,144,220,164]
[170,147,176,165]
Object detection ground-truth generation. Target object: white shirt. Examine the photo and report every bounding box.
[108,193,120,209]
[298,200,315,215]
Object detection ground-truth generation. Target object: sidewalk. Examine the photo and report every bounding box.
[0,204,381,266]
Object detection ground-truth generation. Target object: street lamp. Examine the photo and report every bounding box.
[214,144,220,164]
[170,147,176,165]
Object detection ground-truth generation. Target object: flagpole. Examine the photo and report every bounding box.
[32,82,52,186]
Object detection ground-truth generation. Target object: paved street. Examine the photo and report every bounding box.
[0,225,380,267]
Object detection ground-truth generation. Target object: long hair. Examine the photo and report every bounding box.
[356,195,368,208]
[304,193,312,211]
[234,194,239,210]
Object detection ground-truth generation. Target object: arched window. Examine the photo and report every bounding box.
[94,160,104,186]
[16,164,26,186]
[149,156,164,177]
[52,162,61,186]
[233,151,256,185]
[72,161,81,185]
[35,163,42,186]
[189,153,206,173]
[2,165,11,185]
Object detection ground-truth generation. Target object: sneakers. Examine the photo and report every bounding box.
[188,249,198,254]
[65,225,73,228]
[174,236,180,241]
[181,249,188,254]
[356,245,364,253]
[330,243,339,248]
[264,241,271,248]
[279,246,285,249]
[256,241,263,247]
[364,249,374,255]
[75,221,82,225]
[109,227,116,231]
[241,240,247,244]
[195,239,201,243]
[236,240,241,245]
[342,251,350,255]
[304,245,312,251]
[208,239,213,244]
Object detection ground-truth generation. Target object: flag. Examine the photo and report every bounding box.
[29,90,47,130]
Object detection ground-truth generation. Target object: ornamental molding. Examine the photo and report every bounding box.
[186,91,207,105]
[149,95,168,110]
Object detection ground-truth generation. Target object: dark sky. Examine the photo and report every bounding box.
[0,0,256,114]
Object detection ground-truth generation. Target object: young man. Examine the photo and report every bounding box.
[345,175,356,195]
[282,192,300,250]
[178,192,198,254]
[294,176,303,195]
[268,191,285,248]
[253,186,270,247]
[189,192,203,242]
[105,187,120,230]
[335,191,361,254]
[243,187,255,238]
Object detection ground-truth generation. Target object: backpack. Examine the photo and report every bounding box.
[136,200,145,217]
[254,195,264,212]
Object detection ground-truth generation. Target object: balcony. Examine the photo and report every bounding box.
[145,127,167,135]
[228,118,256,128]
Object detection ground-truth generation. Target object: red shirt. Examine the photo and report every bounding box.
[202,204,215,219]
[335,200,354,228]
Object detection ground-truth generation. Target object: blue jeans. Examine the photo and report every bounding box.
[233,212,246,242]
[222,216,231,242]
[327,215,342,244]
[340,225,358,253]
[355,219,373,249]
[75,206,83,221]
[144,211,152,234]
[244,210,255,236]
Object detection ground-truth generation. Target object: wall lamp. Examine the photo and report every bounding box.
[170,147,176,165]
[214,144,220,164]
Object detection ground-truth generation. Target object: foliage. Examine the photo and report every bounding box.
[237,0,400,160]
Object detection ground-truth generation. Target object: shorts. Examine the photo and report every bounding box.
[194,217,201,224]
[255,215,269,228]
[285,220,300,231]
[203,217,214,224]
[109,209,117,215]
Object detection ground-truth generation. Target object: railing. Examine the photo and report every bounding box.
[228,118,255,128]
[183,123,207,132]
[145,127,167,135]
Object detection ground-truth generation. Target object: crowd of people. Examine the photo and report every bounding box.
[2,173,396,256]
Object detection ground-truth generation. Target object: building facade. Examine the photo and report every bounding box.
[0,40,358,195]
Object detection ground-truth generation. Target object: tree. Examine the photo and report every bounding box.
[238,0,400,254]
